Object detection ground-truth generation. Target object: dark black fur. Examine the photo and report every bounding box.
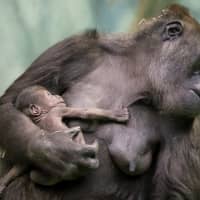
[1,4,200,200]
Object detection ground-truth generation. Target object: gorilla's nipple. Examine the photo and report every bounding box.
[129,161,136,173]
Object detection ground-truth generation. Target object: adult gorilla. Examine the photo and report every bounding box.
[1,4,200,200]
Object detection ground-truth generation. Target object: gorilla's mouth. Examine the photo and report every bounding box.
[190,88,200,99]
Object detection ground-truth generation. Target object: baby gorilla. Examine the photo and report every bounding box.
[0,85,128,193]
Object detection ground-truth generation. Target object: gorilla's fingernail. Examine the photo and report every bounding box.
[90,140,99,153]
[89,159,99,169]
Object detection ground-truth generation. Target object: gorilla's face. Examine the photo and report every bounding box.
[145,5,200,117]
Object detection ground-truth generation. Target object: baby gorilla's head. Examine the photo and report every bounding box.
[15,86,64,118]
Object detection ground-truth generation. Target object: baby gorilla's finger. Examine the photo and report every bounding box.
[113,108,129,122]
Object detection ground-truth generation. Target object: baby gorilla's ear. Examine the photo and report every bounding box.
[29,104,42,116]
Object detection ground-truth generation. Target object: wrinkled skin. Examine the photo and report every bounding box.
[1,4,200,200]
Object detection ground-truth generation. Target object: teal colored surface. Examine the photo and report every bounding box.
[0,0,200,95]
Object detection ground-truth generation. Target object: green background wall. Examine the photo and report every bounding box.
[0,0,200,95]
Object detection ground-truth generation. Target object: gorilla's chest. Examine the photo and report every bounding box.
[60,138,145,200]
[60,64,151,199]
[62,62,143,110]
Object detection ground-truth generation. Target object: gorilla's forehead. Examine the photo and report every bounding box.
[64,55,147,109]
[137,3,199,38]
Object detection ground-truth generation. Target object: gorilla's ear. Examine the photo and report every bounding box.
[29,104,42,116]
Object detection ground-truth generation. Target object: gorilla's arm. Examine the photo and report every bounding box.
[0,56,73,178]
[0,103,43,163]
[0,94,101,181]
[0,32,101,179]
[0,102,92,179]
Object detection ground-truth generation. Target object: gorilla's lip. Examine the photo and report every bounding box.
[192,56,200,73]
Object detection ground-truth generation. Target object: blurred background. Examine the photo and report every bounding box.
[0,0,200,95]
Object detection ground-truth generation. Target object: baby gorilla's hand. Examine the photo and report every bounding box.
[112,108,129,122]
[27,130,99,183]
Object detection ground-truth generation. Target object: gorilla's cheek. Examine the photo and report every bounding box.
[161,76,200,116]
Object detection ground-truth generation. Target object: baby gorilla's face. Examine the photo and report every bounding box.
[36,89,65,110]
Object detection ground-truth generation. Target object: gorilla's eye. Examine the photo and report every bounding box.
[162,21,183,41]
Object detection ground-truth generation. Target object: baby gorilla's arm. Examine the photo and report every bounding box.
[61,107,129,122]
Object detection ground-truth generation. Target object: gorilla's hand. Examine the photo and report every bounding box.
[27,130,99,181]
